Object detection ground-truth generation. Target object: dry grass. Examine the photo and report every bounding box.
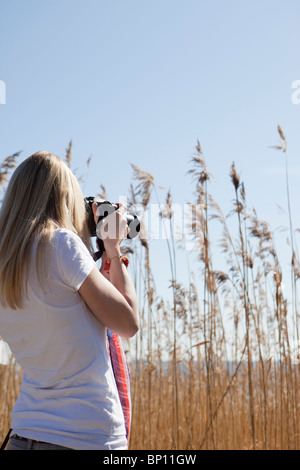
[1,128,300,450]
[0,152,21,192]
[0,360,22,444]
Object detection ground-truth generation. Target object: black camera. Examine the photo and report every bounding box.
[84,196,140,260]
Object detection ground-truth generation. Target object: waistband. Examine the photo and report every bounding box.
[11,434,46,444]
[9,434,73,450]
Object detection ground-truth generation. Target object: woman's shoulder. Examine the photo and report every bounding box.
[53,228,82,243]
[30,229,95,291]
[52,228,90,254]
[51,228,95,274]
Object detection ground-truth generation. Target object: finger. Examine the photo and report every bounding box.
[92,202,98,215]
[116,203,127,215]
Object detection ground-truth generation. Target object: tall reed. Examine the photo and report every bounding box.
[1,131,300,450]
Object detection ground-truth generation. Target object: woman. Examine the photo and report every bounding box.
[0,151,139,450]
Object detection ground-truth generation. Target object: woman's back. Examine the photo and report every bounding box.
[0,229,127,450]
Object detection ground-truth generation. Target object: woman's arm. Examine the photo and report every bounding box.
[79,264,139,338]
[78,203,139,338]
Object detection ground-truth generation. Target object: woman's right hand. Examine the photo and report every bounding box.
[92,202,130,256]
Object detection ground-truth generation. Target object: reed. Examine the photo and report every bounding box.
[1,129,300,450]
[0,151,21,194]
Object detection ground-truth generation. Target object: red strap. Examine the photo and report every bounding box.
[107,330,131,444]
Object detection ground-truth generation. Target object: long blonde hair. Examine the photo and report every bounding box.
[0,151,91,309]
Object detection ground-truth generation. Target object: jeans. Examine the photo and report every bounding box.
[6,434,73,450]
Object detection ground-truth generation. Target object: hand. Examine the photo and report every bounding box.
[92,202,130,255]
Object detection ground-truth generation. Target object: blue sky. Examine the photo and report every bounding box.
[0,0,300,302]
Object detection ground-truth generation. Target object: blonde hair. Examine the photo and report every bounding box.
[0,151,91,309]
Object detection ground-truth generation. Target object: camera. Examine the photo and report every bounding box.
[84,196,140,260]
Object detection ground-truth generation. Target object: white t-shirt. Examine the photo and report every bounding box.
[0,229,127,450]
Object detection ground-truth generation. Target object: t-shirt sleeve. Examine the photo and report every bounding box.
[55,229,96,291]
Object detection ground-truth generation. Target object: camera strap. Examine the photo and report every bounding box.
[93,237,105,261]
[92,250,102,261]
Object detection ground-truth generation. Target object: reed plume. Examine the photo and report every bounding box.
[0,152,21,191]
[65,140,72,168]
[2,132,300,450]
